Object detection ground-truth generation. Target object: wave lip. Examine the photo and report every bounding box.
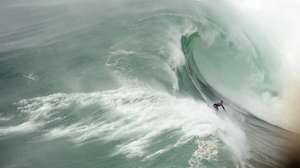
[179,28,297,167]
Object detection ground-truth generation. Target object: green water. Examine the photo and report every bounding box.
[0,0,286,168]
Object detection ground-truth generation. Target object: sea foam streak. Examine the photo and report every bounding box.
[6,85,248,161]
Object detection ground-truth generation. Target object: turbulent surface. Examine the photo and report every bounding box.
[0,0,293,168]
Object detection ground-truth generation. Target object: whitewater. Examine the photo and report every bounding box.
[0,0,299,168]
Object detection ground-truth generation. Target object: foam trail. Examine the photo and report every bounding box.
[10,85,248,162]
[0,122,37,136]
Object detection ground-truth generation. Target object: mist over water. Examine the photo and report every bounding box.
[0,0,299,168]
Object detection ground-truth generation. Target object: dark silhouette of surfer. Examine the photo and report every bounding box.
[213,100,225,112]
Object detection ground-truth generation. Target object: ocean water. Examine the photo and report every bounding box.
[0,0,298,168]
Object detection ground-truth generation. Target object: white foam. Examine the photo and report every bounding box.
[14,85,248,162]
[188,138,219,168]
[0,115,12,122]
[0,121,37,136]
[23,73,38,81]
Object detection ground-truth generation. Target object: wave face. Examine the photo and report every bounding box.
[0,0,294,168]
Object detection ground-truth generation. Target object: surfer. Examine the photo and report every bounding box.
[213,100,225,112]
